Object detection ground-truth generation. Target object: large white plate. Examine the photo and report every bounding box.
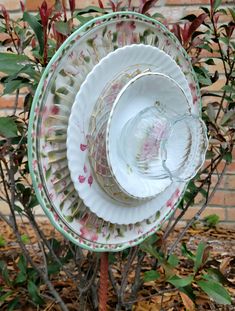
[67,44,192,225]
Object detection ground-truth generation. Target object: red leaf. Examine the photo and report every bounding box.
[140,0,158,14]
[109,0,116,12]
[20,1,25,12]
[181,23,190,44]
[0,5,10,29]
[172,24,182,44]
[187,13,207,42]
[69,0,75,13]
[39,0,52,28]
[98,0,104,9]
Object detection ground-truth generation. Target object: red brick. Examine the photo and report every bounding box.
[179,206,226,221]
[202,78,226,93]
[25,0,55,11]
[218,161,235,174]
[0,95,24,109]
[224,192,235,206]
[0,0,21,11]
[166,0,233,5]
[209,190,225,206]
[227,208,235,221]
[224,175,235,190]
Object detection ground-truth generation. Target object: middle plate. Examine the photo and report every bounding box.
[67,44,192,225]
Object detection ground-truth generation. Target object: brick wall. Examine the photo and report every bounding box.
[0,0,235,226]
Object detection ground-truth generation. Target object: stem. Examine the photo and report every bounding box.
[125,288,178,305]
[168,163,227,255]
[1,144,69,311]
[163,153,224,240]
[99,252,109,311]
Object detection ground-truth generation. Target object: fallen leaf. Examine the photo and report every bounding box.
[180,291,195,311]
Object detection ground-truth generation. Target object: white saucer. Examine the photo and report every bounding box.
[106,72,191,199]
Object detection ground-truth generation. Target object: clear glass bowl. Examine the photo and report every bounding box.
[119,105,208,182]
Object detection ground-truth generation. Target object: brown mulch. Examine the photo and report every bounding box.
[0,219,235,310]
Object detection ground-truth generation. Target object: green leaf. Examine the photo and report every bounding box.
[223,151,232,164]
[213,0,222,11]
[0,235,6,247]
[144,270,161,282]
[21,234,30,244]
[228,8,235,22]
[221,110,235,126]
[203,214,220,227]
[76,15,94,25]
[194,242,207,272]
[206,268,229,284]
[197,279,231,305]
[15,271,27,283]
[76,6,105,15]
[28,195,39,209]
[3,78,29,95]
[0,291,13,302]
[54,21,71,36]
[7,297,19,311]
[0,117,18,138]
[17,255,27,274]
[151,12,165,19]
[205,58,215,65]
[47,262,61,275]
[168,275,194,288]
[181,243,195,260]
[0,261,12,286]
[201,7,210,15]
[23,12,44,56]
[0,53,29,75]
[17,64,41,82]
[27,280,44,305]
[168,254,179,268]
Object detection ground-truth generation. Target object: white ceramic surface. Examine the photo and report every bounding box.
[106,72,190,198]
[67,44,192,225]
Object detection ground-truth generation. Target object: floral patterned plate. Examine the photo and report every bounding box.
[67,44,191,224]
[28,12,201,252]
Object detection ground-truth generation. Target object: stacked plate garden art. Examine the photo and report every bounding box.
[28,12,208,252]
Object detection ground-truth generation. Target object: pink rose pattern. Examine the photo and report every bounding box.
[33,15,196,250]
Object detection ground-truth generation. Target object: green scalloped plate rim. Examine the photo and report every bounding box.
[28,11,200,252]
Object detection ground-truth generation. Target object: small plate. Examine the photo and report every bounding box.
[106,72,191,199]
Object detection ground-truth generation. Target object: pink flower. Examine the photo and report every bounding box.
[83,164,87,174]
[80,227,98,242]
[38,183,43,190]
[88,175,93,187]
[78,175,86,183]
[166,188,180,208]
[54,213,59,221]
[33,159,38,170]
[116,21,137,45]
[90,233,98,242]
[43,79,48,91]
[80,144,88,151]
[50,105,59,115]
